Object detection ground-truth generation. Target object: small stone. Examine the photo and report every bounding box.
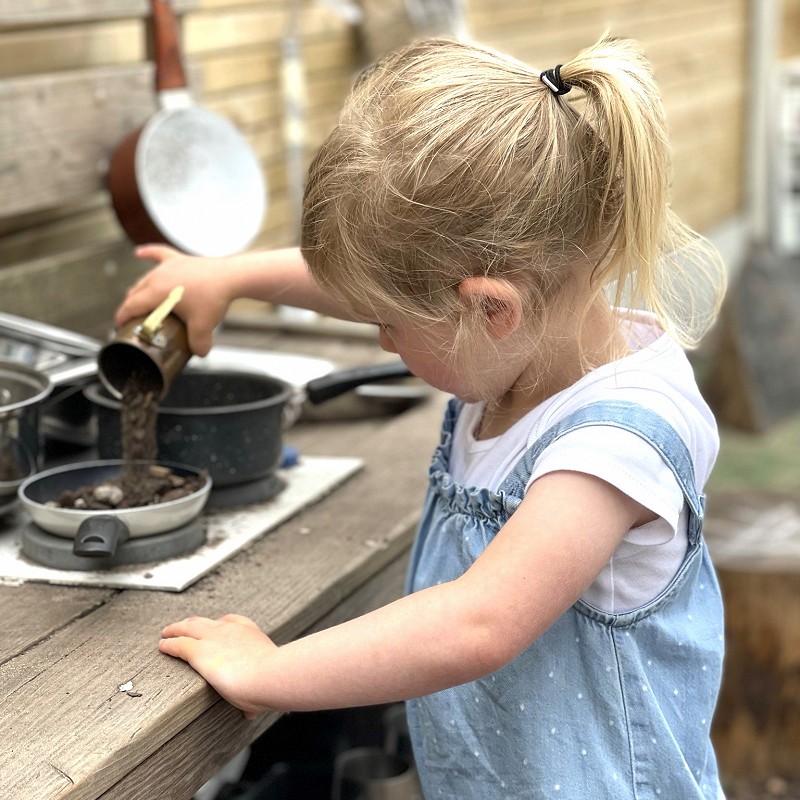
[148,465,170,478]
[73,497,87,509]
[93,483,124,506]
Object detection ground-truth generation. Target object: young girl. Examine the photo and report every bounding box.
[118,35,728,799]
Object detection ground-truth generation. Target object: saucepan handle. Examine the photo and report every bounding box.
[73,515,131,558]
[151,0,189,93]
[305,361,412,405]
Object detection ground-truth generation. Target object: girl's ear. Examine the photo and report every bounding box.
[458,277,523,340]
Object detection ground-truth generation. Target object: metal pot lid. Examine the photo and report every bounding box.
[138,107,267,257]
[0,360,52,413]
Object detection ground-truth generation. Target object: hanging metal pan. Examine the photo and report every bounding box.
[107,0,266,256]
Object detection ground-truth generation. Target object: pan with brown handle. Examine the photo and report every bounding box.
[107,0,267,257]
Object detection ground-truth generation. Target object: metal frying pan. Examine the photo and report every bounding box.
[107,0,266,256]
[18,460,211,557]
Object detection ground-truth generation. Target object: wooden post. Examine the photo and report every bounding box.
[706,490,800,779]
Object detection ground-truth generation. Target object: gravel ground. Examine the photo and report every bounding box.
[724,776,800,799]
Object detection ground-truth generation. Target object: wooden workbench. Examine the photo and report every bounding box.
[0,326,446,800]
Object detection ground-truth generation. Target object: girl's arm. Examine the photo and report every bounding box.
[115,245,357,356]
[159,470,652,717]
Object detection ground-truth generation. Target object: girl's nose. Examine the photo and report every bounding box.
[378,327,398,354]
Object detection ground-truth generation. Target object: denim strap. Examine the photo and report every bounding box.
[497,400,704,545]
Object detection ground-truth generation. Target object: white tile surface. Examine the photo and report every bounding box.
[0,456,361,592]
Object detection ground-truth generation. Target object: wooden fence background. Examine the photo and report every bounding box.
[0,0,795,336]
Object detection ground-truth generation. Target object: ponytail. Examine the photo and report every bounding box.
[558,35,726,347]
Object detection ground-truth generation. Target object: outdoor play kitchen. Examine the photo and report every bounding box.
[2,1,800,799]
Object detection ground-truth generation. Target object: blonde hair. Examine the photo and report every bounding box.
[301,35,726,350]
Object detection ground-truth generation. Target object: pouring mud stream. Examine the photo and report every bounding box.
[56,288,206,511]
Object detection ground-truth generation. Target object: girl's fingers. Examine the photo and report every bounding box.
[135,244,179,262]
[160,614,259,639]
[158,635,198,661]
[187,328,213,358]
[161,615,214,639]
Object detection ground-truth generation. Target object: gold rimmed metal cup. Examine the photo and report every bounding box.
[98,287,191,400]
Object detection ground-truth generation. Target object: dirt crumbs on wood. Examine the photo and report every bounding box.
[56,374,206,509]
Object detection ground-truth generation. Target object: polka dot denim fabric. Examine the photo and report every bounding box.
[405,400,725,799]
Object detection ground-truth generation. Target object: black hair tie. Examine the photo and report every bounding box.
[540,64,571,96]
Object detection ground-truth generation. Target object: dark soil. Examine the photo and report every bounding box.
[56,462,206,510]
[57,374,205,510]
[120,373,159,465]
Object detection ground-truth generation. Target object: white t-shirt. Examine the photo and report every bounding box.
[449,314,719,613]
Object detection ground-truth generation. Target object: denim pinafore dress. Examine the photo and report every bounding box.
[405,399,725,800]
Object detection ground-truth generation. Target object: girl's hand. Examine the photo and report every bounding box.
[159,613,277,719]
[115,245,237,356]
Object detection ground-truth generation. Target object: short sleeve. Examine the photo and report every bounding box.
[526,425,685,545]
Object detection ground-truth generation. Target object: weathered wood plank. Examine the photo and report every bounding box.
[0,19,353,218]
[0,240,146,336]
[200,48,282,94]
[0,201,121,265]
[1,582,117,663]
[185,1,350,54]
[183,5,287,54]
[0,195,104,237]
[0,66,157,217]
[0,20,144,78]
[0,5,349,76]
[468,0,740,19]
[482,12,744,77]
[0,0,296,27]
[467,0,738,33]
[96,554,409,800]
[199,42,356,95]
[0,0,197,26]
[0,45,349,220]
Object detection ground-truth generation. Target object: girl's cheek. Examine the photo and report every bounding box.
[378,328,398,354]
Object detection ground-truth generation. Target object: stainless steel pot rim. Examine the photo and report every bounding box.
[0,313,101,358]
[18,459,212,514]
[83,370,294,416]
[0,359,52,411]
